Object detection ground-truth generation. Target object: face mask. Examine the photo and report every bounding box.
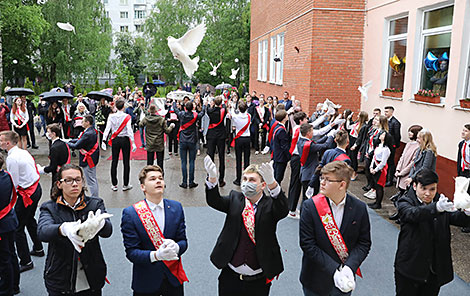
[45,132,51,140]
[241,181,260,198]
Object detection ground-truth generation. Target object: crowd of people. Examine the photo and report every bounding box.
[1,83,470,296]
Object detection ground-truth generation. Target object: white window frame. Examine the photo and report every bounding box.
[383,15,408,91]
[120,11,128,19]
[135,10,146,19]
[120,26,128,32]
[275,33,284,85]
[262,39,268,81]
[416,4,453,98]
[257,41,262,81]
[269,36,276,83]
[119,0,128,5]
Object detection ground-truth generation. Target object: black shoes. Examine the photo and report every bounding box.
[233,180,241,186]
[188,182,198,189]
[389,212,399,220]
[362,185,371,192]
[30,249,45,257]
[19,261,34,273]
[461,227,470,233]
[32,145,39,149]
[179,183,188,189]
[367,202,381,209]
[219,181,226,187]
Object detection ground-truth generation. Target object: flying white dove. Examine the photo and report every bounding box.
[57,22,75,34]
[453,177,470,210]
[209,61,222,76]
[229,68,240,80]
[167,23,207,78]
[358,80,373,102]
[322,98,341,111]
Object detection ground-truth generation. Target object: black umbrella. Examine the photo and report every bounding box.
[5,88,34,96]
[86,91,113,102]
[41,91,74,101]
[143,83,157,97]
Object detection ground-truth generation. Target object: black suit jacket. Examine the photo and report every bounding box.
[388,116,401,148]
[272,125,291,163]
[252,106,271,130]
[44,139,70,181]
[68,127,100,168]
[300,194,371,295]
[206,105,227,139]
[0,171,18,234]
[206,185,289,279]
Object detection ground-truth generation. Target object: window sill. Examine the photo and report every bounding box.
[409,98,445,108]
[452,105,470,112]
[275,82,283,86]
[380,95,403,101]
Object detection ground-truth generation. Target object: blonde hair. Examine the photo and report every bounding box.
[243,164,264,182]
[418,129,437,156]
[378,115,389,132]
[320,161,354,188]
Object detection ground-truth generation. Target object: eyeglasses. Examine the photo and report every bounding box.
[319,176,343,183]
[60,177,83,185]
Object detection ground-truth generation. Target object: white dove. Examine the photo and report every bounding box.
[209,61,222,76]
[322,98,341,111]
[453,176,470,210]
[358,80,373,102]
[229,68,240,80]
[167,23,207,78]
[57,22,75,34]
[77,209,113,243]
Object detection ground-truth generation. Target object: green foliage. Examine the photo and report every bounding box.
[23,77,35,99]
[114,33,145,83]
[93,79,100,91]
[74,81,84,95]
[113,62,134,91]
[104,81,110,89]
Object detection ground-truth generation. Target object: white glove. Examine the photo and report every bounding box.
[101,142,107,151]
[333,117,346,127]
[464,208,470,216]
[258,161,276,185]
[261,146,270,155]
[326,106,336,116]
[61,221,85,253]
[333,266,355,293]
[62,138,71,143]
[132,143,137,152]
[436,194,457,213]
[169,123,175,129]
[36,164,45,174]
[327,128,338,138]
[204,155,218,179]
[347,112,354,120]
[153,244,179,261]
[77,209,112,243]
[306,186,314,198]
[162,238,180,254]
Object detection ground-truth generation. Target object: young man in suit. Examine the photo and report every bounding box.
[252,95,271,154]
[384,106,401,187]
[204,156,289,296]
[121,165,188,296]
[67,115,100,197]
[457,123,470,232]
[206,96,227,187]
[271,110,291,185]
[300,161,371,296]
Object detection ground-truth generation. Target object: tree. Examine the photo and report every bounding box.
[114,33,145,84]
[38,0,112,85]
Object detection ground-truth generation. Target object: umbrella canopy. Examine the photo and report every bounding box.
[215,83,232,90]
[153,79,165,86]
[143,83,157,97]
[50,87,65,92]
[41,91,74,101]
[199,83,215,94]
[5,88,34,96]
[86,91,113,102]
[166,90,194,101]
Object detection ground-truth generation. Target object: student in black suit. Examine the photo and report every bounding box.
[204,156,288,296]
[0,154,20,295]
[300,161,371,296]
[252,96,271,154]
[206,96,227,187]
[384,106,401,186]
[457,124,470,232]
[271,110,291,185]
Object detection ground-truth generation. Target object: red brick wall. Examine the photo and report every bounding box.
[250,0,365,116]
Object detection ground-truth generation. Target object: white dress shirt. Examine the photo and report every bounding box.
[147,199,166,263]
[230,111,251,137]
[10,108,29,128]
[102,111,134,143]
[328,196,346,229]
[6,146,39,189]
[371,144,391,171]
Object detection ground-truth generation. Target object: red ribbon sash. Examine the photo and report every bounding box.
[372,155,388,187]
[108,115,131,146]
[208,108,225,129]
[133,200,188,284]
[256,106,268,130]
[231,114,251,147]
[350,122,359,138]
[368,129,379,152]
[333,153,350,162]
[16,109,29,131]
[300,140,312,166]
[289,127,300,155]
[0,171,17,220]
[312,194,362,277]
[79,129,99,168]
[57,143,72,171]
[268,121,280,143]
[462,142,470,171]
[17,179,39,208]
[242,198,256,244]
[177,112,197,141]
[64,105,71,122]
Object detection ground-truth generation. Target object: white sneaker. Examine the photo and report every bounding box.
[288,211,300,219]
[364,189,376,200]
[111,185,118,191]
[255,151,259,155]
[123,185,133,191]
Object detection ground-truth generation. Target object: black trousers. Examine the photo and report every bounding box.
[395,270,440,296]
[253,127,267,151]
[301,180,310,201]
[111,137,131,186]
[133,279,183,296]
[26,120,36,146]
[168,134,178,154]
[458,169,470,194]
[207,137,226,182]
[63,121,73,139]
[218,267,271,296]
[0,230,19,295]
[387,146,397,183]
[273,161,288,185]
[48,289,102,296]
[235,137,251,183]
[287,155,301,212]
[147,151,164,172]
[364,155,373,188]
[15,184,43,266]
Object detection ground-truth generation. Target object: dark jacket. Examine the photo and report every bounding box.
[297,136,334,182]
[25,99,36,123]
[206,185,289,279]
[395,188,470,285]
[44,139,70,182]
[140,114,174,152]
[308,147,351,187]
[409,149,437,179]
[457,140,469,175]
[271,124,291,163]
[388,116,401,148]
[353,124,369,162]
[206,105,227,139]
[172,102,205,143]
[300,194,371,295]
[0,170,18,234]
[252,106,270,131]
[37,196,112,294]
[38,102,49,117]
[68,127,100,168]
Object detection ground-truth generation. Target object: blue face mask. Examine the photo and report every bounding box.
[241,181,260,198]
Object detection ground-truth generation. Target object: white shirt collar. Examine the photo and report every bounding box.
[8,145,19,155]
[337,147,346,153]
[62,196,82,209]
[465,139,470,145]
[329,196,347,207]
[52,138,59,144]
[147,198,164,211]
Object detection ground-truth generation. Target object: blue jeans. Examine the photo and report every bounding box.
[303,286,351,296]
[139,127,145,146]
[180,141,197,185]
[39,115,47,135]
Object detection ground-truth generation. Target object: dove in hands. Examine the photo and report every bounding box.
[167,23,207,78]
[209,61,222,76]
[358,80,373,102]
[453,176,470,210]
[101,142,107,151]
[204,155,218,180]
[229,68,240,80]
[436,194,457,213]
[57,22,75,34]
[61,221,85,252]
[77,209,113,243]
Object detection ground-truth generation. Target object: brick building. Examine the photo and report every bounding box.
[249,0,366,115]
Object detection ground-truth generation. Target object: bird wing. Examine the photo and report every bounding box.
[216,61,222,69]
[209,61,215,68]
[177,23,207,56]
[362,80,373,91]
[57,22,75,32]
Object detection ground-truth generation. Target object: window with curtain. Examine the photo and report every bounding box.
[386,17,407,91]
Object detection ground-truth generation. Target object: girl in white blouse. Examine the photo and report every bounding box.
[10,97,29,149]
[368,132,394,209]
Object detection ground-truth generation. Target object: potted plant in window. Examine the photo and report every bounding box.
[459,98,470,109]
[414,89,441,104]
[382,88,403,98]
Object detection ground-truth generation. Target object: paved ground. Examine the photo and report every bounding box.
[17,135,470,295]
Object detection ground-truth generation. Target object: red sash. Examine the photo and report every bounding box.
[372,155,388,187]
[333,153,351,162]
[133,200,188,284]
[177,112,197,141]
[270,125,285,158]
[242,198,256,244]
[368,129,379,152]
[268,121,280,143]
[231,114,251,147]
[350,122,359,138]
[56,143,72,172]
[312,194,362,277]
[300,140,312,166]
[63,105,71,122]
[289,127,300,155]
[462,142,470,171]
[0,171,17,220]
[16,109,29,131]
[17,179,39,208]
[208,108,225,129]
[256,106,268,129]
[108,115,131,145]
[79,129,99,168]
